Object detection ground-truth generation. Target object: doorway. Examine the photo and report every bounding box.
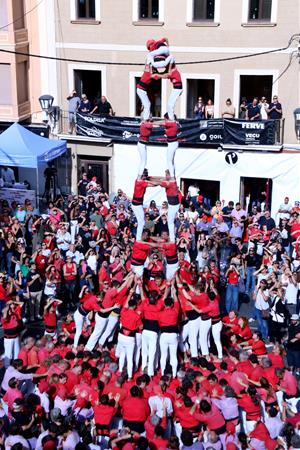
[186,79,215,118]
[74,70,102,106]
[181,178,220,208]
[78,156,109,193]
[239,75,273,104]
[135,77,162,117]
[240,177,273,212]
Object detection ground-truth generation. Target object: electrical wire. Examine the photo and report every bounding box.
[0,34,299,67]
[272,51,299,85]
[0,0,44,31]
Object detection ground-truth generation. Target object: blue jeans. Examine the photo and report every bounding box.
[226,284,239,313]
[246,267,256,295]
[255,307,269,340]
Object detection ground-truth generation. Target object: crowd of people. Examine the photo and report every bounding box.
[0,167,298,450]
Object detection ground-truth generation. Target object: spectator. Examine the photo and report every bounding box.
[259,96,269,120]
[246,97,261,121]
[193,97,205,119]
[267,95,283,120]
[66,90,80,134]
[221,98,235,118]
[205,99,214,119]
[91,95,113,116]
[78,94,91,113]
[239,97,247,119]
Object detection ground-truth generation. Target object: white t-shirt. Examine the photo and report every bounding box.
[255,288,269,310]
[285,281,298,305]
[188,186,199,197]
[148,395,173,418]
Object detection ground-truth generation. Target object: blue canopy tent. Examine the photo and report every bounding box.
[0,123,67,202]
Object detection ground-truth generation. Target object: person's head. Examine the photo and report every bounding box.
[180,430,193,447]
[290,314,300,325]
[101,96,107,103]
[226,98,232,106]
[252,97,258,105]
[272,95,279,103]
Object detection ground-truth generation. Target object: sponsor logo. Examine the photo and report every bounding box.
[79,115,106,124]
[121,121,140,126]
[209,134,222,141]
[241,122,264,129]
[225,152,238,165]
[200,133,207,141]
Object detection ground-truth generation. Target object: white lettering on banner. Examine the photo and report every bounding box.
[241,123,265,129]
[246,133,260,138]
[209,134,222,140]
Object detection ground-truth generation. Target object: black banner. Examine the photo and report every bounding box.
[76,113,223,145]
[76,113,276,146]
[223,119,276,146]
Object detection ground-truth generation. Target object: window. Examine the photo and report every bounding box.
[13,0,25,30]
[239,75,273,106]
[186,79,215,118]
[0,0,8,30]
[16,61,29,103]
[248,0,272,21]
[134,77,162,117]
[139,0,159,20]
[193,0,215,21]
[74,69,102,103]
[77,0,95,19]
[0,64,12,105]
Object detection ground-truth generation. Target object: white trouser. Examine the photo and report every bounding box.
[188,317,201,358]
[167,141,178,177]
[134,332,142,369]
[118,333,135,379]
[85,313,108,351]
[211,321,223,359]
[137,141,147,176]
[131,264,145,279]
[179,321,190,353]
[167,88,183,120]
[98,314,119,346]
[198,318,211,356]
[137,88,151,120]
[4,337,20,368]
[132,205,145,241]
[166,262,179,281]
[160,332,178,377]
[70,220,78,243]
[168,203,180,242]
[142,329,158,376]
[73,309,86,349]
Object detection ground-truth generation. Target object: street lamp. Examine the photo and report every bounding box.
[39,95,60,133]
[39,95,54,112]
[294,108,300,143]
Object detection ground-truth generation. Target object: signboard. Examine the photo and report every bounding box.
[0,188,36,208]
[76,114,277,147]
[76,113,223,145]
[223,119,276,146]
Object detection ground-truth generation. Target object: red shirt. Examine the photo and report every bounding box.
[238,394,261,421]
[160,181,179,204]
[268,353,285,368]
[228,270,239,285]
[132,179,149,205]
[139,121,153,142]
[248,339,267,355]
[131,241,150,266]
[141,299,164,321]
[174,402,199,428]
[160,242,178,264]
[280,370,298,396]
[81,296,102,313]
[122,396,150,422]
[120,308,142,332]
[93,403,117,426]
[158,303,180,328]
[194,404,225,431]
[164,120,178,140]
[291,222,300,240]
